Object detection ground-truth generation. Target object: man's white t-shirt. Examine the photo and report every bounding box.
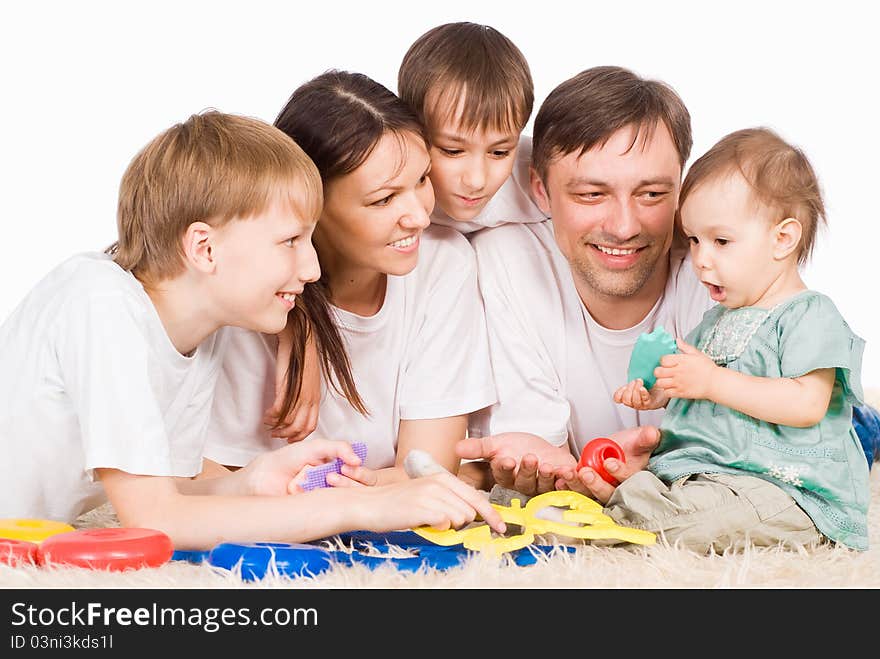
[205,225,497,469]
[428,135,548,235]
[469,221,712,458]
[0,252,227,523]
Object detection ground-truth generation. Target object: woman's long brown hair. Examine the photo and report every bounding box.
[274,282,366,426]
[272,70,429,422]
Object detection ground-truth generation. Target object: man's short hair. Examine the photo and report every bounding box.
[532,65,692,181]
[679,127,826,264]
[398,22,534,135]
[111,110,322,285]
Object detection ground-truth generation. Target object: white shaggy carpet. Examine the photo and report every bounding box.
[3,395,880,589]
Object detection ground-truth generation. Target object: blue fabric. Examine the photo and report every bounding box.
[853,404,880,468]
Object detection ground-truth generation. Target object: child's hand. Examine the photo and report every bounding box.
[359,473,506,535]
[263,330,321,443]
[613,378,669,410]
[325,463,379,488]
[652,338,718,400]
[243,439,363,496]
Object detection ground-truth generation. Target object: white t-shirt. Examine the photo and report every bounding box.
[0,252,227,523]
[428,134,548,235]
[205,224,497,469]
[469,221,712,457]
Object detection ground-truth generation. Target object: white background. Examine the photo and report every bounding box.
[2,0,878,385]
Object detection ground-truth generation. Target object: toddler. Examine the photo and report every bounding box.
[611,127,869,552]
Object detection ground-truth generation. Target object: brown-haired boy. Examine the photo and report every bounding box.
[0,110,504,549]
[398,21,547,234]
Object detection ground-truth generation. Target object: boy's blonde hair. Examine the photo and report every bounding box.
[679,127,826,264]
[398,22,533,135]
[111,110,322,285]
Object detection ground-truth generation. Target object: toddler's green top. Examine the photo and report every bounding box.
[649,290,870,550]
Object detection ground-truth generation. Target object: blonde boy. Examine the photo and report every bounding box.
[398,22,547,234]
[0,111,503,549]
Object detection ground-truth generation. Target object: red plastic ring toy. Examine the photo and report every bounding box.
[0,538,39,566]
[37,528,174,571]
[576,437,625,486]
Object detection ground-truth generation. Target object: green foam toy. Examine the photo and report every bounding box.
[627,326,678,390]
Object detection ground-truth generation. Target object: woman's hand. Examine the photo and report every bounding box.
[263,330,321,442]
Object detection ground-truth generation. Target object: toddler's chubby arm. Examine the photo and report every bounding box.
[95,439,505,550]
[654,338,835,427]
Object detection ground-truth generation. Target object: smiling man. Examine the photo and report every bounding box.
[464,67,704,495]
[463,66,879,499]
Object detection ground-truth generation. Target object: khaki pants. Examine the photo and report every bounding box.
[490,471,822,554]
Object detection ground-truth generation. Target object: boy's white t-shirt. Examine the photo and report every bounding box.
[205,224,497,469]
[469,221,712,457]
[0,252,227,523]
[428,134,548,235]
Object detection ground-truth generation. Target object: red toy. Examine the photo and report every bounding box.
[576,437,626,486]
[37,528,174,571]
[0,538,38,566]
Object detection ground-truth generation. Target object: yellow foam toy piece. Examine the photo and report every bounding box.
[0,518,75,543]
[413,490,655,556]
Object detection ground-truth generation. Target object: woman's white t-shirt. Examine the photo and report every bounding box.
[205,225,497,469]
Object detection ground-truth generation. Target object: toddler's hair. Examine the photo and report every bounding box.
[110,110,322,286]
[398,22,533,136]
[532,65,691,182]
[679,127,826,264]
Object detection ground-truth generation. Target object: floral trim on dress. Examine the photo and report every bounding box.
[700,306,776,365]
[766,464,804,487]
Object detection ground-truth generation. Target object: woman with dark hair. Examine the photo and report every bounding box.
[205,71,497,487]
